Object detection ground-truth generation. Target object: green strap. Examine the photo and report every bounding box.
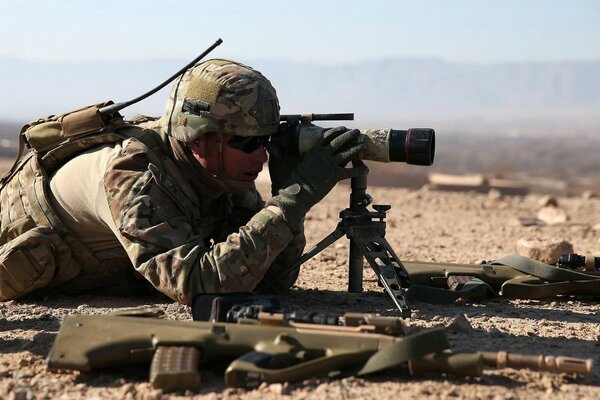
[0,128,28,190]
[405,285,463,304]
[501,276,600,299]
[405,277,495,304]
[493,254,600,282]
[357,328,449,376]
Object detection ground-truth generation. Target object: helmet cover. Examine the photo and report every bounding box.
[160,59,280,142]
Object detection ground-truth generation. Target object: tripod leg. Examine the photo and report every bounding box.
[293,223,346,267]
[379,236,411,282]
[348,241,363,293]
[266,223,347,290]
[351,228,411,318]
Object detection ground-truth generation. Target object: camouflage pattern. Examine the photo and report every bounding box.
[158,59,280,142]
[359,128,393,163]
[0,115,305,302]
[103,136,304,303]
[297,125,393,163]
[0,121,139,300]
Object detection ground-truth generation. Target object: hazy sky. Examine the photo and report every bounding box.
[1,0,598,64]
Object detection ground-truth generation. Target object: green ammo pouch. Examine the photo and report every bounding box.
[24,102,108,152]
[0,226,80,301]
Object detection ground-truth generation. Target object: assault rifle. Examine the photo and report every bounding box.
[46,309,592,393]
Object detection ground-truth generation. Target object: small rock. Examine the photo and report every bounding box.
[443,387,459,397]
[141,389,163,400]
[582,190,597,199]
[269,383,289,395]
[538,195,559,207]
[12,371,33,380]
[446,313,473,333]
[222,388,238,397]
[487,189,503,201]
[516,238,574,264]
[592,223,600,232]
[454,298,466,306]
[121,383,135,395]
[516,216,545,227]
[9,388,32,400]
[0,368,9,378]
[537,206,569,225]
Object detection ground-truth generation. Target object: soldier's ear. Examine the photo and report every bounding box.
[188,135,212,153]
[187,133,221,170]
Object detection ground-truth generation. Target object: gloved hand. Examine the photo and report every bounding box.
[266,126,369,230]
[267,123,302,196]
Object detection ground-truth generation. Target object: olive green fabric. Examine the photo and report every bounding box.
[357,328,449,376]
[402,256,600,303]
[0,226,77,301]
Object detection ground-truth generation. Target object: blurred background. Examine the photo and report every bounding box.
[0,0,598,194]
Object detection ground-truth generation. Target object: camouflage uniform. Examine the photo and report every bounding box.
[0,60,305,304]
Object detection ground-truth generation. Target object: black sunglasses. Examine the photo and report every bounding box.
[227,135,270,154]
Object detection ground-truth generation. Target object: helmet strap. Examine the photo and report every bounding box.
[213,132,254,194]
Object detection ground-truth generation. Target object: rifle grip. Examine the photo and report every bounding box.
[149,346,202,392]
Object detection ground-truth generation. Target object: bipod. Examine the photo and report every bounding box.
[289,167,412,318]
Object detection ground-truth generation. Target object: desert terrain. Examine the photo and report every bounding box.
[1,171,599,399]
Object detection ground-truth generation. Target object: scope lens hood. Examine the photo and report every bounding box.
[389,128,435,166]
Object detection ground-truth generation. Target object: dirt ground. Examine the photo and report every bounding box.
[1,179,599,400]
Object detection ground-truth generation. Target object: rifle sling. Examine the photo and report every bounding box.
[357,327,449,376]
[492,254,600,282]
[501,275,600,299]
[405,277,495,305]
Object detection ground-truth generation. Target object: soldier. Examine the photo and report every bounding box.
[0,59,368,304]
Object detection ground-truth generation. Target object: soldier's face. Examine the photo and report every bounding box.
[189,132,267,186]
[221,133,268,182]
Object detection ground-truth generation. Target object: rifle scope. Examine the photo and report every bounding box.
[277,113,435,165]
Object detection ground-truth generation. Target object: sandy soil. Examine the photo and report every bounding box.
[1,180,599,400]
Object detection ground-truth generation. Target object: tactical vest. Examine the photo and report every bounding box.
[0,102,166,301]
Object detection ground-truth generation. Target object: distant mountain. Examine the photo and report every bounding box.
[254,58,600,125]
[0,57,599,128]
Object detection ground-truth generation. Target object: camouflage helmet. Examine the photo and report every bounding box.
[159,59,280,142]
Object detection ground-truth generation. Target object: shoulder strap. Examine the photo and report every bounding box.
[492,254,600,282]
[0,126,30,190]
[356,328,449,376]
[501,275,600,298]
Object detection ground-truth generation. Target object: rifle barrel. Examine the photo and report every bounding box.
[481,351,593,374]
[280,113,354,122]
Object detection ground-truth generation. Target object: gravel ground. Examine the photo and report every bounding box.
[1,180,599,400]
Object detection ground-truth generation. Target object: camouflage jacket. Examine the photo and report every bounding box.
[0,122,305,304]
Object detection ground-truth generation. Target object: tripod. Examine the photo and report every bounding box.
[287,171,412,318]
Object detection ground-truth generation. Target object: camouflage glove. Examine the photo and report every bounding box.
[267,123,302,196]
[266,127,369,230]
